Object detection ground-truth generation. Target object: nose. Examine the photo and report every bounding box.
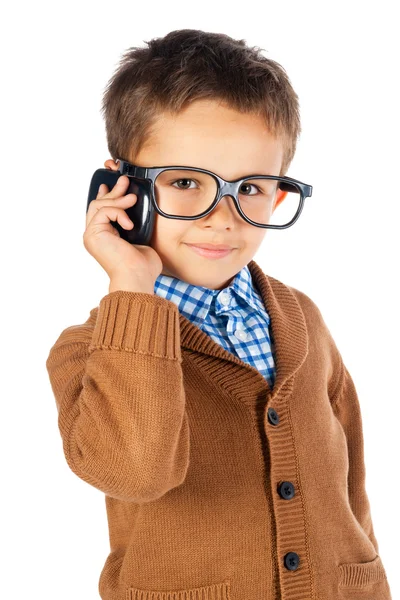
[215,180,241,215]
[206,192,241,222]
[219,192,236,204]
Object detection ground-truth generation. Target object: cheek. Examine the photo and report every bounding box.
[150,216,190,251]
[243,226,267,244]
[244,229,268,253]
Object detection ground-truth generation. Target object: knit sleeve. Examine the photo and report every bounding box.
[331,360,380,554]
[45,290,190,503]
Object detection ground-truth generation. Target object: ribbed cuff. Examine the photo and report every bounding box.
[88,290,182,360]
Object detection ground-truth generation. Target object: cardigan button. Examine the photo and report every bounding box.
[278,481,295,499]
[284,552,300,571]
[267,407,279,425]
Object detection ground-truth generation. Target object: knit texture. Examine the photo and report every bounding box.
[45,259,392,600]
[154,263,276,387]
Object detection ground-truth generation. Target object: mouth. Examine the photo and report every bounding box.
[185,243,235,259]
[185,243,235,250]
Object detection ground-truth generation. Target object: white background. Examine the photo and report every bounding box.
[2,1,399,598]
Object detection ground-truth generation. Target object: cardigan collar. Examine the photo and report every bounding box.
[177,259,309,402]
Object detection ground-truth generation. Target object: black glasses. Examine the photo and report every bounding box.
[118,159,313,229]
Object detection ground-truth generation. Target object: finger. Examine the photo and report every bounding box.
[86,204,134,232]
[96,183,107,199]
[87,179,136,227]
[86,192,136,227]
[103,175,130,199]
[94,175,128,203]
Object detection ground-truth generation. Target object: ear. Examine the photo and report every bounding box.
[273,189,288,212]
[104,158,120,171]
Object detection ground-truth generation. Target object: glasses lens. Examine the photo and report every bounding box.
[239,178,302,227]
[154,170,301,227]
[155,169,218,218]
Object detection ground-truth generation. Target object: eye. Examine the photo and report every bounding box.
[239,182,262,196]
[171,178,199,190]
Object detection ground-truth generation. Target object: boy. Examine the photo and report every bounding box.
[45,29,392,599]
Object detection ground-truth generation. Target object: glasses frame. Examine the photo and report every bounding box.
[118,159,313,229]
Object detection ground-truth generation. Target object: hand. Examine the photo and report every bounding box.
[83,175,163,283]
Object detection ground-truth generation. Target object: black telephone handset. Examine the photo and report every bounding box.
[86,167,156,246]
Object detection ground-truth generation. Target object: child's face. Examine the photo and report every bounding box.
[104,99,285,290]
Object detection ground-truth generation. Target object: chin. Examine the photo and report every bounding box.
[160,267,175,278]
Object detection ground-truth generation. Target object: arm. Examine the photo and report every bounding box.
[45,290,190,503]
[331,360,380,554]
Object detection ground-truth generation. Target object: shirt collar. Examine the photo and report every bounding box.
[154,264,269,328]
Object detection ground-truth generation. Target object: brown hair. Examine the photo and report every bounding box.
[100,29,301,176]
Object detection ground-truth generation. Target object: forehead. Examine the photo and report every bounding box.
[134,99,284,179]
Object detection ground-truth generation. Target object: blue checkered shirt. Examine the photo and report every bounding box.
[154,264,276,389]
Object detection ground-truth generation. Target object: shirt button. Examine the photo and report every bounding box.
[219,292,230,305]
[235,329,248,342]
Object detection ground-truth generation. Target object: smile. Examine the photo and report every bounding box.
[185,244,234,259]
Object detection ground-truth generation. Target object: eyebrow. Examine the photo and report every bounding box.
[156,165,278,180]
[200,168,277,179]
[226,172,276,180]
